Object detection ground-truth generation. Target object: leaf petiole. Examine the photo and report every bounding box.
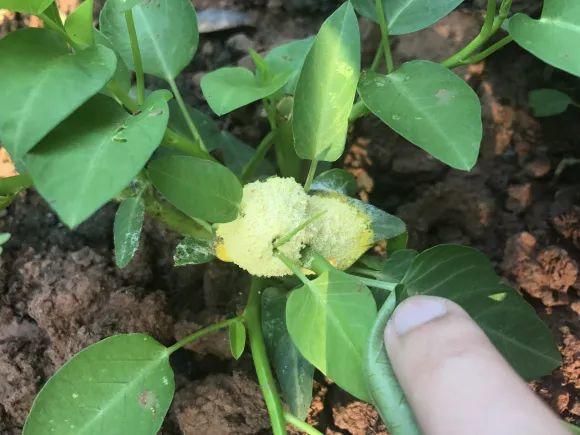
[124,9,146,106]
[273,210,326,249]
[285,411,323,435]
[348,274,397,291]
[167,316,241,354]
[374,0,394,73]
[167,77,209,153]
[243,278,287,435]
[441,0,498,68]
[241,130,278,183]
[275,250,311,287]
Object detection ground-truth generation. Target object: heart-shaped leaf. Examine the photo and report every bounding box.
[529,89,574,117]
[359,61,482,170]
[114,196,145,269]
[148,155,242,223]
[201,67,291,116]
[27,91,170,228]
[509,0,580,77]
[0,0,53,13]
[286,270,376,401]
[100,0,198,80]
[262,287,314,419]
[351,0,464,35]
[293,2,360,162]
[23,334,174,435]
[0,29,117,158]
[400,245,561,379]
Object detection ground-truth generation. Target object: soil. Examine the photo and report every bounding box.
[0,1,579,434]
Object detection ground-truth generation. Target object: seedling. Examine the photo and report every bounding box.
[0,0,577,434]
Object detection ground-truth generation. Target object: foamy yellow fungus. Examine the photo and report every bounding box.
[215,177,375,276]
[215,177,310,277]
[306,193,373,270]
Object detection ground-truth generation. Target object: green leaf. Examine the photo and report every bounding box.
[23,334,174,435]
[228,320,246,360]
[529,89,573,117]
[311,168,357,196]
[220,132,276,178]
[265,37,314,94]
[114,196,145,269]
[65,0,94,47]
[566,422,580,434]
[173,236,215,266]
[286,269,376,401]
[27,91,169,228]
[148,155,242,223]
[168,102,222,151]
[359,62,482,170]
[387,231,408,254]
[0,0,53,13]
[94,30,132,95]
[293,2,360,162]
[201,67,291,116]
[351,0,464,35]
[349,197,406,242]
[375,249,418,283]
[0,29,117,159]
[0,173,33,196]
[365,292,420,435]
[100,0,199,80]
[0,233,11,245]
[509,1,580,78]
[117,0,142,11]
[400,245,561,379]
[262,287,314,420]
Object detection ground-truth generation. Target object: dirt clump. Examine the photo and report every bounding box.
[173,371,270,435]
[502,232,578,306]
[331,401,387,435]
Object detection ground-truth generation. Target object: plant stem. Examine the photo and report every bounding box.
[303,159,318,191]
[275,252,311,286]
[459,35,514,66]
[369,40,384,72]
[490,0,513,34]
[241,130,278,183]
[274,210,326,249]
[244,278,287,435]
[284,412,323,435]
[124,9,145,106]
[374,0,394,73]
[441,0,498,68]
[167,317,240,354]
[264,99,278,130]
[106,80,139,112]
[167,77,208,153]
[349,275,397,291]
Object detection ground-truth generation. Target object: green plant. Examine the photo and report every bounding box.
[0,0,577,433]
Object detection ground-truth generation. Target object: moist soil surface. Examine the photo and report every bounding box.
[0,1,579,434]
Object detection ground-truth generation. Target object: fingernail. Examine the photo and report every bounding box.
[392,298,447,336]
